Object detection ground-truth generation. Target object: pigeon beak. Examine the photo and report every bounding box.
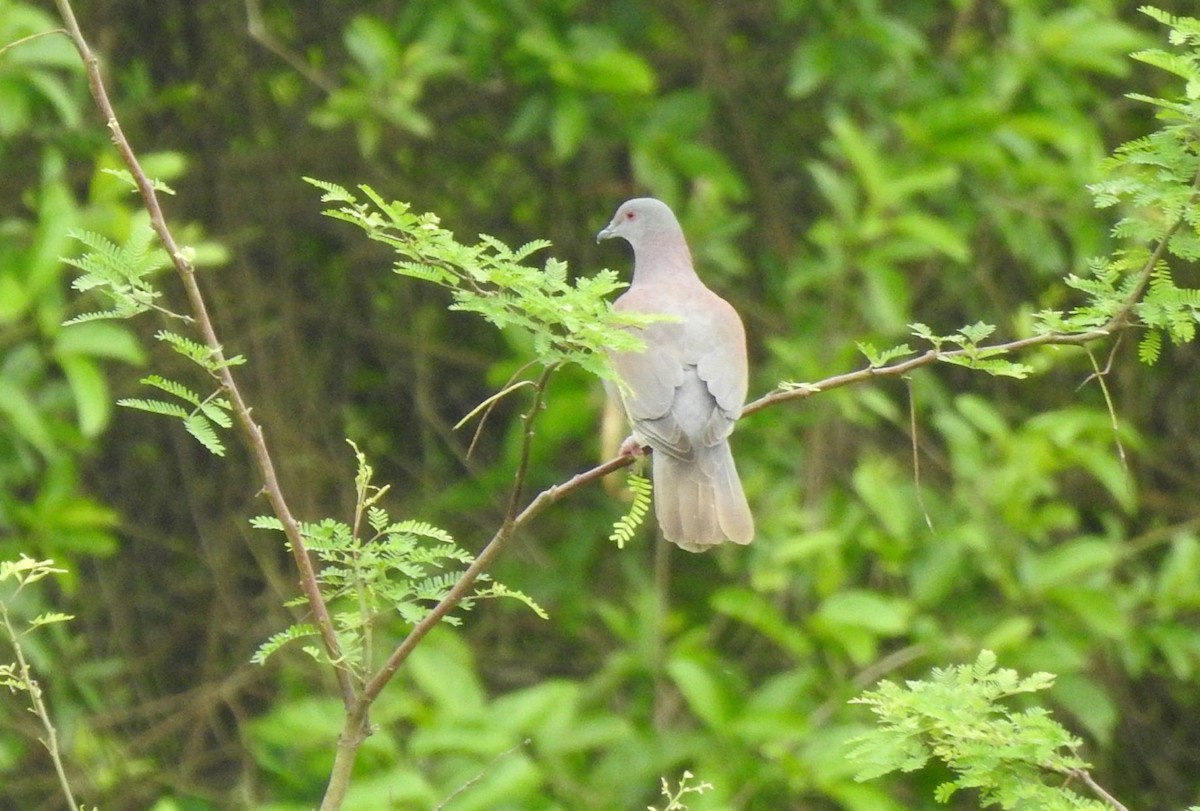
[596,225,614,243]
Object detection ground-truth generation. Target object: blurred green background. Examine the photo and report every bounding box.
[3,0,1200,808]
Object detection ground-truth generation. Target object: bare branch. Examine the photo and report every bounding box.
[52,0,356,710]
[433,739,532,811]
[0,603,79,811]
[244,0,338,94]
[1065,768,1131,811]
[0,28,67,59]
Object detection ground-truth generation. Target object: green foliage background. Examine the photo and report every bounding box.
[4,0,1200,808]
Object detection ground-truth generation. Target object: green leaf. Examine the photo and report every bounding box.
[198,398,233,429]
[141,374,202,406]
[577,48,656,95]
[184,413,226,456]
[250,515,285,531]
[815,589,913,636]
[608,471,652,548]
[57,355,111,437]
[1048,587,1129,640]
[53,320,145,364]
[667,654,733,729]
[710,587,813,659]
[344,15,401,77]
[942,354,1035,378]
[550,93,588,160]
[0,376,55,456]
[1021,539,1117,594]
[118,398,189,419]
[252,623,321,665]
[891,212,969,262]
[29,611,74,628]
[856,341,915,368]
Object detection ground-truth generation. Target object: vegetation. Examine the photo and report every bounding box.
[4,1,1200,809]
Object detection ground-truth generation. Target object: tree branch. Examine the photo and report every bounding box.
[356,367,565,709]
[51,8,1200,810]
[52,0,357,710]
[745,193,1194,417]
[244,0,338,94]
[0,602,79,811]
[319,368,565,810]
[1065,768,1131,811]
[744,328,1106,416]
[0,28,67,59]
[349,206,1191,718]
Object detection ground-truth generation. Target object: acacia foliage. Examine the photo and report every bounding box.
[4,1,1200,809]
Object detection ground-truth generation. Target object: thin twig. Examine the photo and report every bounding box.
[455,377,535,432]
[906,377,934,532]
[1065,767,1131,811]
[244,0,338,93]
[0,28,67,59]
[318,367,567,809]
[743,334,1088,417]
[459,358,540,458]
[357,367,569,708]
[52,0,356,710]
[1085,346,1131,484]
[745,185,1194,418]
[505,364,557,520]
[432,738,531,811]
[1077,332,1123,390]
[0,604,79,811]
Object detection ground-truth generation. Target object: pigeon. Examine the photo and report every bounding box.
[597,198,754,552]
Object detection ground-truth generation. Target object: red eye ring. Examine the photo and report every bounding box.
[625,211,636,220]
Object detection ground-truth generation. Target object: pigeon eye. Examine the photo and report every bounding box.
[625,211,636,220]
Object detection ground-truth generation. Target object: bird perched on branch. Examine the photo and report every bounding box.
[597,197,754,552]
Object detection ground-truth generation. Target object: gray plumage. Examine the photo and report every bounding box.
[597,198,754,552]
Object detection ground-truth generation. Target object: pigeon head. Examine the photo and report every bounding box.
[596,198,682,247]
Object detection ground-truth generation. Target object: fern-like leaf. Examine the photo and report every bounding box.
[198,398,233,429]
[251,623,320,665]
[609,472,653,548]
[155,330,246,369]
[1139,328,1163,364]
[184,413,226,456]
[474,583,549,619]
[387,519,457,544]
[117,398,190,419]
[941,355,1034,379]
[142,375,202,406]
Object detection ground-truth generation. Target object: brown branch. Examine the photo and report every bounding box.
[0,602,79,811]
[744,328,1104,416]
[1064,768,1130,811]
[358,367,573,707]
[745,177,1197,416]
[340,180,1192,737]
[318,368,574,809]
[52,7,1200,808]
[244,0,338,94]
[52,0,356,710]
[505,364,557,519]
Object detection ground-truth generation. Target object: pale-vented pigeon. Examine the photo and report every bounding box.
[597,198,754,552]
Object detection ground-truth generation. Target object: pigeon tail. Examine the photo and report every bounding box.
[652,442,754,552]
